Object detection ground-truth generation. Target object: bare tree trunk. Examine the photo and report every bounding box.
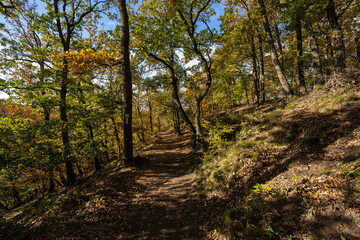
[274,23,284,66]
[102,123,110,162]
[149,100,153,133]
[251,36,260,105]
[88,123,101,171]
[118,0,133,164]
[111,117,122,159]
[176,109,181,135]
[48,175,55,193]
[304,16,323,88]
[325,33,333,75]
[326,0,346,71]
[257,0,293,98]
[60,79,76,185]
[258,34,266,103]
[195,98,202,139]
[296,15,306,94]
[136,101,145,141]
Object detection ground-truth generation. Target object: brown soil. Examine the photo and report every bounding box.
[1,131,224,240]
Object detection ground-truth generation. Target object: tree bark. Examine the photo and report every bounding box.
[149,100,153,133]
[325,33,333,75]
[195,98,202,138]
[118,0,133,164]
[60,76,76,185]
[304,16,323,88]
[258,34,266,103]
[136,101,145,142]
[326,0,346,71]
[170,70,196,138]
[48,175,55,193]
[111,117,122,160]
[257,0,293,98]
[296,15,306,94]
[274,23,284,67]
[251,36,260,105]
[88,123,101,171]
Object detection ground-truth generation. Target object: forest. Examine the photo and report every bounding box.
[0,0,360,239]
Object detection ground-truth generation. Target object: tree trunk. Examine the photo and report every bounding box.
[172,111,181,135]
[136,102,145,141]
[176,109,181,135]
[103,123,110,162]
[76,163,83,177]
[48,175,55,193]
[274,23,284,66]
[258,34,266,103]
[170,71,196,142]
[60,77,76,186]
[251,36,260,105]
[111,117,122,159]
[257,0,293,98]
[118,0,133,164]
[304,16,323,88]
[326,0,346,71]
[355,33,360,64]
[325,34,333,75]
[149,100,153,133]
[158,115,161,131]
[195,98,202,139]
[296,15,306,94]
[88,123,101,171]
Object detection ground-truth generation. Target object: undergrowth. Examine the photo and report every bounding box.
[193,84,360,239]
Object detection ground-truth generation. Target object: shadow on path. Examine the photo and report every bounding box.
[4,131,224,240]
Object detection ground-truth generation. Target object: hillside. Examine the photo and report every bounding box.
[194,81,360,239]
[1,82,360,240]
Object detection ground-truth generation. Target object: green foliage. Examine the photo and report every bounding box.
[202,118,239,149]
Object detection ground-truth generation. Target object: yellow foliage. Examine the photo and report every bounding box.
[65,49,116,75]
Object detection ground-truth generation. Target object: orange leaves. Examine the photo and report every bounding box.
[65,49,116,75]
[0,101,42,120]
[50,49,116,76]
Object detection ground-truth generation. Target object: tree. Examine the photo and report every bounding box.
[176,0,217,140]
[47,0,104,185]
[118,0,133,163]
[133,0,197,145]
[326,0,346,71]
[257,0,293,98]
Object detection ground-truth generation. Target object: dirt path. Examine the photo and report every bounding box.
[118,131,209,239]
[4,131,222,240]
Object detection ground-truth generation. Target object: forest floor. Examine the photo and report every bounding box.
[1,131,226,240]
